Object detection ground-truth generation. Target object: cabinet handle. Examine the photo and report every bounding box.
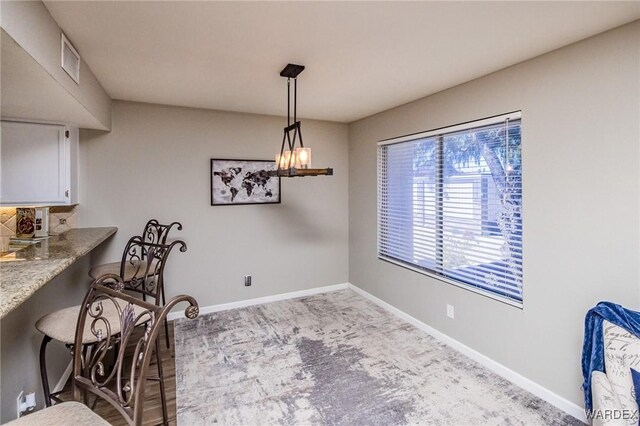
[65,190,69,198]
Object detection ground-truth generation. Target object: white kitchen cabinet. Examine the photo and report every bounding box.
[1,120,78,205]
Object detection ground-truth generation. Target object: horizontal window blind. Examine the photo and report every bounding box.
[378,112,523,304]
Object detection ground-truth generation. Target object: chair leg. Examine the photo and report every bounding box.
[155,339,169,425]
[164,317,171,349]
[39,335,53,407]
[82,345,92,406]
[162,287,170,349]
[113,340,120,368]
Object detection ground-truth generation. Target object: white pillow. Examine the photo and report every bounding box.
[602,321,640,425]
[591,371,626,426]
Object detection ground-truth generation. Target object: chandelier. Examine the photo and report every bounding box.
[270,64,333,178]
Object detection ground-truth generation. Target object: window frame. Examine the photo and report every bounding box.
[377,111,523,308]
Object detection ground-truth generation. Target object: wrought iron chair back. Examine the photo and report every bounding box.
[72,274,198,426]
[120,236,187,301]
[141,220,182,258]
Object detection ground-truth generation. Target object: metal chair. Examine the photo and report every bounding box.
[36,238,186,415]
[88,220,182,280]
[118,236,187,349]
[89,220,182,350]
[12,275,198,425]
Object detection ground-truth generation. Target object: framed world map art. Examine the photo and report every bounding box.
[211,159,281,206]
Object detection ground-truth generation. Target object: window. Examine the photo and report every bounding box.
[377,112,523,305]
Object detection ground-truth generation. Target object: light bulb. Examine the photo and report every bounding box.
[294,147,311,169]
[287,150,298,168]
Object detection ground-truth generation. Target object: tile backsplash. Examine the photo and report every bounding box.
[0,206,78,252]
[49,206,78,235]
[0,208,17,252]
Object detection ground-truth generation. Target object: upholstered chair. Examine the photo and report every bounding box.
[36,238,185,419]
[590,320,640,426]
[89,220,182,348]
[10,277,198,425]
[115,236,187,348]
[88,220,182,280]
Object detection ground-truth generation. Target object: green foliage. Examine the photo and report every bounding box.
[413,126,522,178]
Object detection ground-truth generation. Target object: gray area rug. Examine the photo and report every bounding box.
[174,290,582,425]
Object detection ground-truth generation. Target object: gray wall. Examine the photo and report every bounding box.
[0,256,91,423]
[348,21,640,408]
[79,101,349,309]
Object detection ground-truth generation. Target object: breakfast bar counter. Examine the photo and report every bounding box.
[0,227,117,319]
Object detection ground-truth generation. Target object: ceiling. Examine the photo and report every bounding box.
[44,1,640,123]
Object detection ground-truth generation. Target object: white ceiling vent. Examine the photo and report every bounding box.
[61,32,80,84]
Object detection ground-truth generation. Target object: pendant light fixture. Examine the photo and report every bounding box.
[270,63,333,178]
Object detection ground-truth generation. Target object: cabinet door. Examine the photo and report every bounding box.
[1,121,69,205]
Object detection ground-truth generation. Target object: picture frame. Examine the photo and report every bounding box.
[210,159,281,206]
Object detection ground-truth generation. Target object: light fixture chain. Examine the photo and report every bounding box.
[287,78,291,127]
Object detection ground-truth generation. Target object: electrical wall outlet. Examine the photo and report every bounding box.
[446,304,455,319]
[16,391,35,418]
[244,275,252,286]
[16,391,24,418]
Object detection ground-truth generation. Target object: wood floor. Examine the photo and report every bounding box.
[59,322,178,426]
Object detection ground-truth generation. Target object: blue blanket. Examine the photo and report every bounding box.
[582,302,640,411]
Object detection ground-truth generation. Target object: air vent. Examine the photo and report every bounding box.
[61,32,80,84]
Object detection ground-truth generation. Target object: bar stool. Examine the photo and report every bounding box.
[35,275,144,407]
[117,236,187,349]
[36,237,186,422]
[88,219,182,279]
[89,219,182,348]
[12,278,198,426]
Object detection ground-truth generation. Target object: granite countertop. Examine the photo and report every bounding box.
[0,227,117,319]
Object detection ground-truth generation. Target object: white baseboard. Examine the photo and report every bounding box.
[52,361,73,394]
[167,283,349,321]
[347,283,587,423]
[165,280,585,422]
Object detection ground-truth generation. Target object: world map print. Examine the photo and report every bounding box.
[211,159,280,205]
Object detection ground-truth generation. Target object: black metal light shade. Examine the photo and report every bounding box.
[268,64,333,178]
